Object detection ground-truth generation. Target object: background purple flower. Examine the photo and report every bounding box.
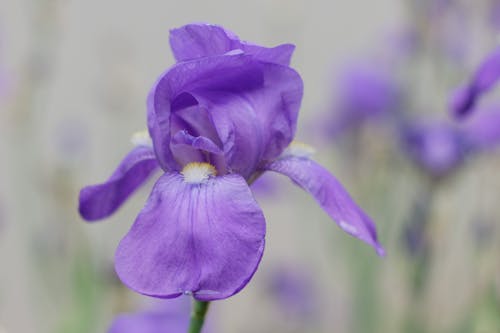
[401,109,500,178]
[324,61,402,138]
[108,297,212,333]
[460,105,500,150]
[401,121,467,178]
[266,264,318,321]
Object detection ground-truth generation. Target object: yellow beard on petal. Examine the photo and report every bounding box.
[181,162,217,184]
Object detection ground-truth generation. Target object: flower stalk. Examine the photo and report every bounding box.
[188,300,210,333]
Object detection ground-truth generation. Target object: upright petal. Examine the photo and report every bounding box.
[148,54,302,172]
[243,62,303,160]
[79,146,159,221]
[147,53,262,170]
[169,24,239,62]
[189,91,264,179]
[187,60,303,177]
[239,42,295,66]
[169,23,295,65]
[192,63,303,167]
[264,156,384,255]
[115,172,266,301]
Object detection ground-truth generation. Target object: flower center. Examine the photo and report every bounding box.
[131,130,153,147]
[181,162,217,184]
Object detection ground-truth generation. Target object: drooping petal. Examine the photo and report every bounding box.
[169,23,294,65]
[115,172,266,301]
[450,48,500,118]
[79,146,159,221]
[264,156,384,255]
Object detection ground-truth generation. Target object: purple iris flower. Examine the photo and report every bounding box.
[459,105,500,150]
[267,265,318,320]
[325,61,401,138]
[402,108,500,177]
[79,23,384,301]
[108,297,211,333]
[402,121,468,177]
[449,47,500,119]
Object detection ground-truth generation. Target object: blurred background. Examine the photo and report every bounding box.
[1,0,500,332]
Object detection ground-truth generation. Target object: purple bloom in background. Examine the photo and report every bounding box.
[402,121,468,177]
[108,297,211,333]
[460,105,500,150]
[402,109,500,177]
[325,61,401,138]
[79,23,384,301]
[449,47,500,119]
[267,265,318,320]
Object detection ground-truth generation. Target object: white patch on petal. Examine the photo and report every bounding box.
[131,130,153,147]
[181,162,216,184]
[282,141,316,158]
[339,221,359,236]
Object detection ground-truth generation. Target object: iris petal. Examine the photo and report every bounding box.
[190,62,303,175]
[169,23,294,65]
[264,156,384,255]
[115,172,266,301]
[241,62,303,161]
[171,130,223,154]
[189,91,263,179]
[79,146,159,221]
[147,54,302,173]
[147,53,261,171]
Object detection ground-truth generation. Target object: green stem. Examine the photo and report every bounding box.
[188,300,210,333]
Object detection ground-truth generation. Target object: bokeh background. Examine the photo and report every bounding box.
[1,0,500,332]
